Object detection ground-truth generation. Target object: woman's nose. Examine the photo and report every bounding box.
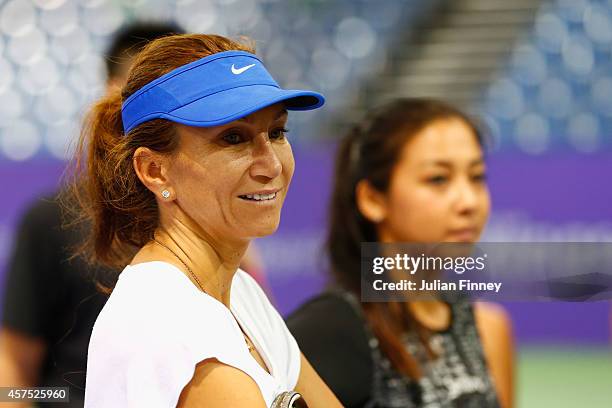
[454,179,480,215]
[249,135,282,180]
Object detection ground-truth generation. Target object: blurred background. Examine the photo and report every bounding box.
[0,0,610,406]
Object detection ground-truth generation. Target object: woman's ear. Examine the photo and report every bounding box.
[133,147,174,201]
[355,179,387,223]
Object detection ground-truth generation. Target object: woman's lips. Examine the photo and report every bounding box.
[238,188,281,203]
[447,228,478,242]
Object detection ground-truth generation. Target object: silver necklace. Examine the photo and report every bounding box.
[151,238,255,353]
[152,238,206,293]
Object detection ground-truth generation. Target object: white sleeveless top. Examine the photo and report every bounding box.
[84,261,301,407]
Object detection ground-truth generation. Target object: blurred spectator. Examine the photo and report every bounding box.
[0,21,184,408]
[288,99,514,408]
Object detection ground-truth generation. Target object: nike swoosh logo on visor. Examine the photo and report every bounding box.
[231,63,256,75]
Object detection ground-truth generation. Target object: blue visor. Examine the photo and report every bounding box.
[121,50,325,133]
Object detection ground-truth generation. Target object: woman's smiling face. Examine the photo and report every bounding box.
[166,103,294,241]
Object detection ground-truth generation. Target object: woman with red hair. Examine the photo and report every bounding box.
[69,33,340,408]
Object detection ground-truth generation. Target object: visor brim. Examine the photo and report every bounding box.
[162,85,325,127]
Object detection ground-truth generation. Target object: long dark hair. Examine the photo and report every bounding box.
[327,98,485,379]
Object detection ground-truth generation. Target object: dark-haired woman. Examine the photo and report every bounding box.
[288,98,514,408]
[72,34,341,407]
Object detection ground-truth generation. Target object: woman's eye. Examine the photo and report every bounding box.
[270,127,289,140]
[427,175,448,185]
[472,172,487,182]
[222,132,244,145]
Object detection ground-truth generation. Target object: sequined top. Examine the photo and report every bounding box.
[288,291,500,408]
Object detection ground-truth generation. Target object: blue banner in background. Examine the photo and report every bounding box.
[1,148,611,345]
[260,148,612,345]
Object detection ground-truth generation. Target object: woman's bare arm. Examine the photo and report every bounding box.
[0,328,46,408]
[177,359,267,407]
[177,353,344,407]
[294,353,343,407]
[475,302,515,408]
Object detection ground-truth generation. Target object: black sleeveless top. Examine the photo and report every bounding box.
[287,291,500,408]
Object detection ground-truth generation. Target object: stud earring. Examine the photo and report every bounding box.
[161,190,170,199]
[370,213,383,223]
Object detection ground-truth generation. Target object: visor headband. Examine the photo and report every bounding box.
[121,51,280,133]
